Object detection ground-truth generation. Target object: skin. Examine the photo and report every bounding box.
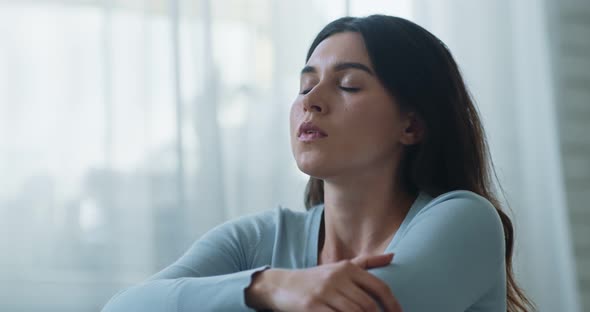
[246,32,424,312]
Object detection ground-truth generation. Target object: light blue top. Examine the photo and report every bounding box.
[101,190,506,311]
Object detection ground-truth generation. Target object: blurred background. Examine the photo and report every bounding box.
[0,0,588,311]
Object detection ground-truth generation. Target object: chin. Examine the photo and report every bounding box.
[295,157,333,179]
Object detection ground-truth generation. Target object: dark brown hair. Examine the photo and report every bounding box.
[303,15,534,312]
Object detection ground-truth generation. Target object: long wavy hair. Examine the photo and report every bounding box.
[302,15,534,312]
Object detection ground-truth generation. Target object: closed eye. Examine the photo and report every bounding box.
[340,87,360,92]
[300,86,359,95]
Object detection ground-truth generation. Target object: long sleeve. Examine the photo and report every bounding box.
[101,209,276,312]
[369,191,507,311]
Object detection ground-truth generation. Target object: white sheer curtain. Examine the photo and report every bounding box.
[0,0,325,310]
[412,0,581,311]
[0,0,579,311]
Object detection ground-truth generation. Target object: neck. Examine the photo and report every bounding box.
[318,170,416,264]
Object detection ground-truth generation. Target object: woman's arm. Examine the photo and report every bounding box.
[101,209,276,312]
[245,254,402,312]
[368,192,507,311]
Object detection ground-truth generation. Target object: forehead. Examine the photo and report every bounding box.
[307,32,371,67]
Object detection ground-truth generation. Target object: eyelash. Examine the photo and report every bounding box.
[300,86,360,95]
[339,87,360,93]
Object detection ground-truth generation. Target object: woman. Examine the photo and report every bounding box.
[102,15,533,312]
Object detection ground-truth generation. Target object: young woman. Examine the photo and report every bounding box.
[102,15,533,312]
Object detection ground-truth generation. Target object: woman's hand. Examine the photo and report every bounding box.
[246,253,402,312]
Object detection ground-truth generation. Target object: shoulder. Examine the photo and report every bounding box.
[417,190,502,229]
[228,205,313,228]
[395,190,507,285]
[377,191,507,310]
[408,190,505,262]
[202,206,313,242]
[202,208,278,242]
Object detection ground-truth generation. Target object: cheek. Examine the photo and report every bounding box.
[346,99,399,146]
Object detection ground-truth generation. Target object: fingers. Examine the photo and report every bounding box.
[351,268,401,312]
[326,287,366,312]
[335,281,382,312]
[351,253,394,269]
[311,306,338,312]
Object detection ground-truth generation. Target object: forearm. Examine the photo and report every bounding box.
[102,266,270,312]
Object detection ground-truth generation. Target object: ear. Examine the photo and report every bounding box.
[399,112,425,145]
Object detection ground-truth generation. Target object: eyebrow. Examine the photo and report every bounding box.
[300,62,374,76]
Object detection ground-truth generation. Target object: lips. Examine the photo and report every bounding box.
[297,121,328,141]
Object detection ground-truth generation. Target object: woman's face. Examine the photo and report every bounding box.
[290,32,411,180]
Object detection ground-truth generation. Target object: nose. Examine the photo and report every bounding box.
[302,87,327,114]
[304,101,323,113]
